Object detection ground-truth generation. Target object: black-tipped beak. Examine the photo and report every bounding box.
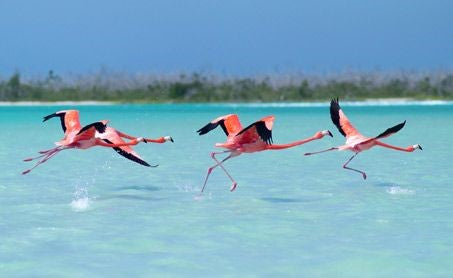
[170,137,174,143]
[143,138,148,143]
[328,131,333,137]
[419,145,423,150]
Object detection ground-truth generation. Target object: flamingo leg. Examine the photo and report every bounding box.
[343,153,367,180]
[22,148,65,175]
[201,154,234,193]
[24,146,63,162]
[38,146,62,154]
[211,151,238,191]
[304,147,338,156]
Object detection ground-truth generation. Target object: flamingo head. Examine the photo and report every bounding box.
[164,136,174,143]
[321,130,333,137]
[412,144,423,151]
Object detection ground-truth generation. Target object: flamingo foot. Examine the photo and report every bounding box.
[230,182,237,192]
[22,170,31,175]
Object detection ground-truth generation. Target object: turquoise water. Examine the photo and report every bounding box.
[1,103,452,277]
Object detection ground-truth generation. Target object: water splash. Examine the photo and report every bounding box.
[70,196,91,211]
[70,182,93,212]
[386,186,415,195]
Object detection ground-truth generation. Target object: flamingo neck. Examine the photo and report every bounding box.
[375,141,414,152]
[145,137,166,143]
[266,136,317,150]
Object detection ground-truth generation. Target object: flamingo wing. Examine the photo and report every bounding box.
[197,114,243,136]
[43,110,82,133]
[74,121,107,141]
[374,121,406,139]
[235,116,274,145]
[98,127,154,167]
[330,98,361,138]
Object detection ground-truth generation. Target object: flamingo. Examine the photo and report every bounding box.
[304,98,422,179]
[22,110,173,175]
[197,114,333,192]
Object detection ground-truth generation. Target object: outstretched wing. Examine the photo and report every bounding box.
[98,127,154,167]
[374,121,406,139]
[43,110,82,133]
[74,121,107,141]
[330,98,361,138]
[235,116,274,145]
[197,114,243,137]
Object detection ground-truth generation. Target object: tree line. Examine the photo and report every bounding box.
[1,71,452,102]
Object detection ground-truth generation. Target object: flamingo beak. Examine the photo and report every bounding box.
[143,138,148,143]
[328,131,333,137]
[418,145,423,150]
[164,136,174,142]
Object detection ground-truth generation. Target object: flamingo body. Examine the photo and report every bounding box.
[198,114,332,192]
[23,110,173,174]
[305,98,422,179]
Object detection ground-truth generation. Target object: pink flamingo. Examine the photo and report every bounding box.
[304,98,422,179]
[23,110,173,174]
[197,114,333,192]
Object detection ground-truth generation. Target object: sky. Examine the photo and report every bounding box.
[0,0,452,76]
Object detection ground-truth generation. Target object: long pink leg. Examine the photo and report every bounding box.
[211,151,238,192]
[343,153,367,180]
[38,146,62,154]
[24,146,63,162]
[22,148,68,175]
[22,148,64,175]
[201,154,234,193]
[304,147,338,156]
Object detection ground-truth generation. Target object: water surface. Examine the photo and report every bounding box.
[0,103,452,277]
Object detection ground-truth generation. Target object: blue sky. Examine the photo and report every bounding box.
[0,0,452,76]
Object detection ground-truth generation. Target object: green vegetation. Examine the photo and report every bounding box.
[1,71,452,102]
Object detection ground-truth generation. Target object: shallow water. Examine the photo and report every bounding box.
[1,103,452,277]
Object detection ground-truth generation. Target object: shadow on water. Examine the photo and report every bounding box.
[372,182,400,188]
[260,197,323,203]
[115,185,161,192]
[98,194,167,202]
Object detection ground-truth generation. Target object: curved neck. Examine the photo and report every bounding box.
[145,137,166,143]
[266,136,317,150]
[375,141,413,152]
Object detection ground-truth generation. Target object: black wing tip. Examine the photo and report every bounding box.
[197,120,228,136]
[77,122,107,135]
[42,112,59,122]
[375,120,407,139]
[330,97,341,109]
[237,121,273,145]
[197,122,215,135]
[330,97,346,137]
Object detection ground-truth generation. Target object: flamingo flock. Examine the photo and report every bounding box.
[22,110,173,175]
[22,100,422,192]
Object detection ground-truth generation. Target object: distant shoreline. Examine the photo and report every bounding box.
[1,99,453,106]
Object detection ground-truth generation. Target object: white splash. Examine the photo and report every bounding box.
[70,197,91,211]
[386,186,415,195]
[70,185,92,212]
